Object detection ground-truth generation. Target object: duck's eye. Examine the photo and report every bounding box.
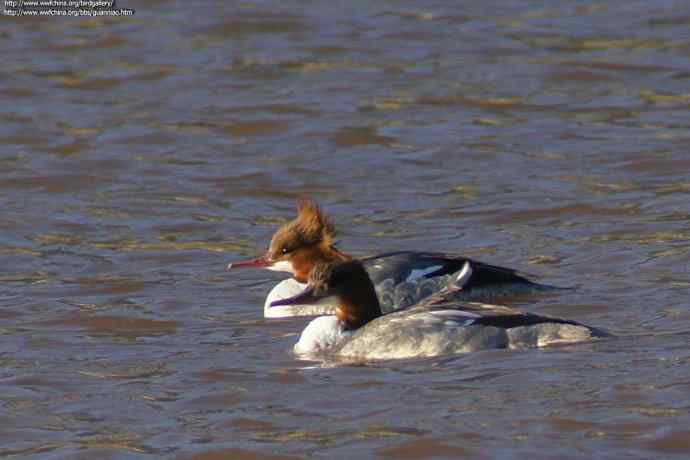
[281,247,291,254]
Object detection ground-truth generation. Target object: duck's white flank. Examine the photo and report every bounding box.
[264,278,336,318]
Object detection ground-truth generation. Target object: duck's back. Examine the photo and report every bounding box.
[362,252,548,312]
[334,309,506,360]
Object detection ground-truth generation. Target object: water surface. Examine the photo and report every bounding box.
[2,0,690,458]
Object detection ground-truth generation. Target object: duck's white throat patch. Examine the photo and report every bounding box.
[268,260,296,275]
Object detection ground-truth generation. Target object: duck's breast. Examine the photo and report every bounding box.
[294,316,352,355]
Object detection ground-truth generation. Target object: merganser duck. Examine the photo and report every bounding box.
[270,260,604,360]
[229,199,549,318]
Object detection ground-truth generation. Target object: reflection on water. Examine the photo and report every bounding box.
[2,0,690,457]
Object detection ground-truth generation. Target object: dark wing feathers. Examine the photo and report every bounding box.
[472,314,581,329]
[361,251,538,287]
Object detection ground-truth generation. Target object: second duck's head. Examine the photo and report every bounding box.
[271,260,382,330]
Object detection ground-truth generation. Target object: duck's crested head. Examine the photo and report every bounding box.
[228,197,348,281]
[268,197,336,261]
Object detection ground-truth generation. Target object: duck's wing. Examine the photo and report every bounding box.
[360,251,539,287]
[408,261,580,325]
[407,260,477,306]
[412,299,523,316]
[360,251,457,284]
[408,297,584,329]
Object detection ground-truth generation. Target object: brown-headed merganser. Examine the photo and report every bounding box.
[229,199,551,318]
[270,260,604,360]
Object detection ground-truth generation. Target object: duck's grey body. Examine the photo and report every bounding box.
[295,302,603,361]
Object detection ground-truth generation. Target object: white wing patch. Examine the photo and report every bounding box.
[429,310,478,326]
[410,309,479,328]
[455,261,472,286]
[406,265,443,282]
[429,309,481,319]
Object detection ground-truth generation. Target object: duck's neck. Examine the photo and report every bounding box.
[293,245,352,283]
[335,273,382,331]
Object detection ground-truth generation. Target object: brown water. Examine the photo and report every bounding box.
[2,0,690,458]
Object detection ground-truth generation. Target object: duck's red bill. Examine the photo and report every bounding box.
[227,255,271,269]
[270,287,318,307]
